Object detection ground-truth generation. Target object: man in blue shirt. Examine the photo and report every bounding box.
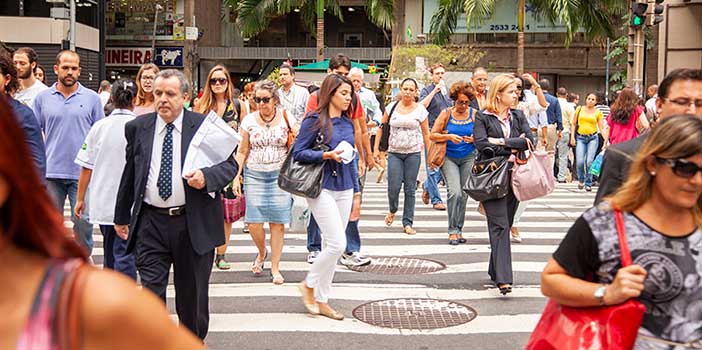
[539,79,563,161]
[34,50,104,255]
[0,52,46,178]
[419,63,451,210]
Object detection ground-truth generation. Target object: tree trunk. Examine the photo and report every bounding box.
[316,0,325,62]
[517,0,525,74]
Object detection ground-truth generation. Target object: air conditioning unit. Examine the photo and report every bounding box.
[50,7,70,19]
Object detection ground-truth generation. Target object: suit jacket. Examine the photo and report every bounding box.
[114,109,238,255]
[594,134,648,205]
[473,109,535,157]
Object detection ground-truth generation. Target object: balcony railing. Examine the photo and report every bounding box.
[197,47,391,61]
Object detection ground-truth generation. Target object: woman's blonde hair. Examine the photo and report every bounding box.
[135,63,160,106]
[609,115,702,226]
[195,64,233,115]
[485,74,516,114]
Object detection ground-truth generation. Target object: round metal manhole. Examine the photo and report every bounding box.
[353,298,477,330]
[347,257,447,274]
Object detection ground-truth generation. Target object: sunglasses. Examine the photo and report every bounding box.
[254,96,272,104]
[516,85,523,90]
[210,78,228,85]
[656,157,702,179]
[455,100,470,105]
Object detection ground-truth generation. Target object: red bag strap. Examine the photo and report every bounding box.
[614,210,633,267]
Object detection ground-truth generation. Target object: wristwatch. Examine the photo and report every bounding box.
[594,285,607,306]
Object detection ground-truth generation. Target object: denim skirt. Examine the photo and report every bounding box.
[243,167,292,224]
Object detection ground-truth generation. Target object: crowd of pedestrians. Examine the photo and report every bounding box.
[1,42,702,347]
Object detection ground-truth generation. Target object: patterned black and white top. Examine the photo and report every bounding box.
[554,202,702,349]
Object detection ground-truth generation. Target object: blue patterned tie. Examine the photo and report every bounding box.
[157,123,175,200]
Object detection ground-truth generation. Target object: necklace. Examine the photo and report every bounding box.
[260,112,276,128]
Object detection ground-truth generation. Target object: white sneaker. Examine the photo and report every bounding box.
[340,252,372,267]
[306,251,319,264]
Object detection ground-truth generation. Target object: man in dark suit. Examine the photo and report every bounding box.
[594,68,702,204]
[114,69,238,339]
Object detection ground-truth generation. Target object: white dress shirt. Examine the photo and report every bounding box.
[278,84,310,127]
[144,110,187,208]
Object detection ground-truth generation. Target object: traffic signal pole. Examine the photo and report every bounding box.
[627,0,647,97]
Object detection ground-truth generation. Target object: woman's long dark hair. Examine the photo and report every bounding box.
[610,88,640,125]
[0,97,87,260]
[315,74,355,139]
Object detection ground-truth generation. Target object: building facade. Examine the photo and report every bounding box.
[656,0,702,81]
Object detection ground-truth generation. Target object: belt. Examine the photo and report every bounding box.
[144,203,186,216]
[577,132,598,138]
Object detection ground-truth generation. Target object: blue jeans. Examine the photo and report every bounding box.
[424,149,444,204]
[575,134,599,187]
[100,225,137,280]
[440,152,476,234]
[47,178,94,255]
[306,157,362,254]
[387,152,421,227]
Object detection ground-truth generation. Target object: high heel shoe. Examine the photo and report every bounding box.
[498,284,512,295]
[298,282,319,315]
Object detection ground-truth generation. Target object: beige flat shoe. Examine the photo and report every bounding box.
[403,226,417,235]
[318,304,344,321]
[298,282,319,315]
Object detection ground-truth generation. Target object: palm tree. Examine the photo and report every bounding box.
[429,0,626,74]
[229,0,394,62]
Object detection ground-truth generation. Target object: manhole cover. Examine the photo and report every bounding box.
[353,298,477,330]
[347,257,446,274]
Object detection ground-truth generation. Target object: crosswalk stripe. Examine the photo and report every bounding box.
[202,313,541,335]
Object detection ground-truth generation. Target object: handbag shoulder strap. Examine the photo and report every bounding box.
[383,101,399,123]
[57,260,91,350]
[614,210,633,267]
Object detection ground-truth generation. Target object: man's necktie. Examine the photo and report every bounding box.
[157,123,175,200]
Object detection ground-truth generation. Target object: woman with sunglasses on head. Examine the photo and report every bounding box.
[541,115,702,349]
[373,78,431,235]
[430,81,479,245]
[0,99,203,350]
[294,74,361,320]
[570,92,609,192]
[195,65,242,270]
[232,80,292,285]
[473,74,535,295]
[133,63,160,116]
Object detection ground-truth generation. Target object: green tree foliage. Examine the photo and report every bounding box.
[389,44,485,82]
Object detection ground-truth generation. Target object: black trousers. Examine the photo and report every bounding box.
[482,181,519,285]
[136,205,214,340]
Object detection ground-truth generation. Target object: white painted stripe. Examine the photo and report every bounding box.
[91,243,558,257]
[167,283,545,300]
[361,209,580,218]
[199,312,541,335]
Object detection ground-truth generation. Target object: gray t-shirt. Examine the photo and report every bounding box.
[14,80,48,112]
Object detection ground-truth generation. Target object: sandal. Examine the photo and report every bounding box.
[376,167,385,184]
[384,212,395,227]
[251,250,268,276]
[215,254,231,270]
[448,234,459,245]
[272,272,285,285]
[403,226,416,235]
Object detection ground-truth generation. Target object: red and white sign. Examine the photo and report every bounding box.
[106,47,153,67]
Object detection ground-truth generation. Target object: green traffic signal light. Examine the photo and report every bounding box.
[630,2,648,27]
[633,16,644,26]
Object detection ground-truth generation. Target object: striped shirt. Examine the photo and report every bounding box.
[278,84,310,128]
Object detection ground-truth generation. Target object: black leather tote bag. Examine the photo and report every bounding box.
[463,147,510,202]
[278,131,330,199]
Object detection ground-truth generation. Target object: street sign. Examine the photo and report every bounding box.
[106,47,183,67]
[185,26,198,40]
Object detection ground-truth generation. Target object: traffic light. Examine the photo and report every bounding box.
[631,2,648,27]
[648,0,665,26]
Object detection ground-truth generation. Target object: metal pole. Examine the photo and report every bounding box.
[150,4,162,64]
[69,0,76,50]
[605,38,610,96]
[98,0,106,82]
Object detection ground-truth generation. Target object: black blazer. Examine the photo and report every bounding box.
[114,110,239,255]
[594,133,648,205]
[473,109,535,157]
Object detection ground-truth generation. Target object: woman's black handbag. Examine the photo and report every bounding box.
[463,148,510,202]
[278,131,330,198]
[378,102,399,152]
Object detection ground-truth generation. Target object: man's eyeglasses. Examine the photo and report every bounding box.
[254,96,272,104]
[210,78,228,85]
[665,98,702,109]
[656,157,702,179]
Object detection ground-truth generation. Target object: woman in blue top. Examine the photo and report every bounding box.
[292,74,359,321]
[430,81,479,245]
